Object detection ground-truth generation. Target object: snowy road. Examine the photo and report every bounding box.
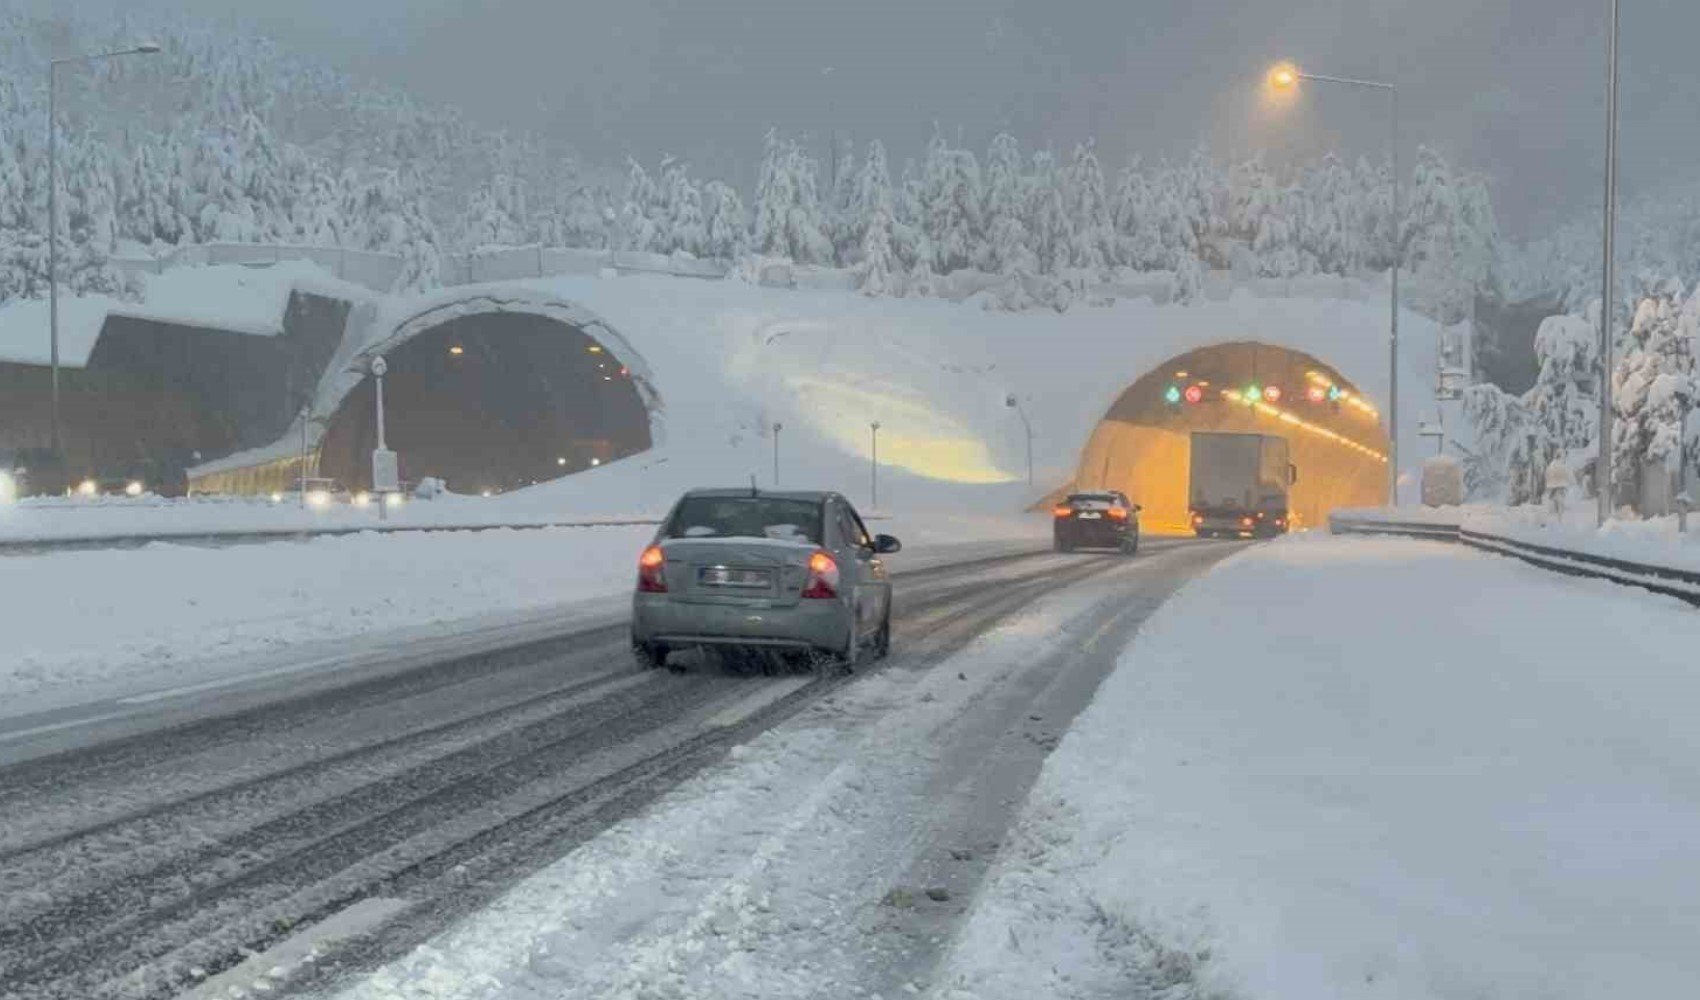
[0,538,1238,1000]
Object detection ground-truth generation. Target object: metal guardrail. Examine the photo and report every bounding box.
[1329,513,1700,607]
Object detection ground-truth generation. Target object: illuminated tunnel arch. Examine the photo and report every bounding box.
[319,294,663,495]
[1072,342,1390,532]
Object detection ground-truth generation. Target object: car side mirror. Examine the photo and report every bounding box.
[874,534,902,554]
[1132,504,1143,512]
[1288,463,1299,485]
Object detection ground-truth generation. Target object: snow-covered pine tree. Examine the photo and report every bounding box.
[1525,311,1601,488]
[859,202,896,296]
[1179,150,1227,266]
[751,131,833,264]
[891,158,931,271]
[1110,158,1166,271]
[1300,153,1358,276]
[1612,283,1697,507]
[1024,150,1072,275]
[979,133,1029,274]
[1461,383,1530,501]
[829,140,857,265]
[658,158,706,256]
[618,158,661,253]
[1062,139,1114,270]
[919,131,982,275]
[701,180,749,259]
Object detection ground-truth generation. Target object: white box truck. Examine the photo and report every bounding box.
[1188,432,1297,538]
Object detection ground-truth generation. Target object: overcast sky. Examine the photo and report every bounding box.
[138,0,1700,239]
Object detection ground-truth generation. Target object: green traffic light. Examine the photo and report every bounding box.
[1244,385,1260,403]
[1164,385,1182,404]
[1327,385,1343,401]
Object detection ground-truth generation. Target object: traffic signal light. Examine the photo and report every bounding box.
[1184,384,1205,404]
[1243,385,1261,404]
[1164,384,1182,405]
[1306,385,1327,404]
[1327,385,1343,402]
[1263,385,1283,403]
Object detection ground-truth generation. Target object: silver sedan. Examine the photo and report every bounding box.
[630,488,901,672]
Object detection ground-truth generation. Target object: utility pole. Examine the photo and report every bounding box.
[772,421,783,487]
[1597,0,1622,525]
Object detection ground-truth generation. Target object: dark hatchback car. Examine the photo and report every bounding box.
[1052,491,1141,554]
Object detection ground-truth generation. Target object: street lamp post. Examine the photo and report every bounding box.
[47,42,160,465]
[772,421,783,487]
[1005,394,1033,486]
[1268,62,1401,503]
[1597,0,1622,525]
[370,355,397,521]
[870,421,881,510]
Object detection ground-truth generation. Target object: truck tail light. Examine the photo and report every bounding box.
[637,545,667,592]
[802,550,840,599]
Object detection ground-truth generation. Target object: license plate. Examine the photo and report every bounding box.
[699,566,772,588]
[1077,512,1102,519]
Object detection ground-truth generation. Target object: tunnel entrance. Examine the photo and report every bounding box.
[1073,342,1389,533]
[320,311,652,494]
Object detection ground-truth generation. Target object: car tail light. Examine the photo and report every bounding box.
[1106,507,1129,520]
[637,545,667,592]
[1240,516,1255,527]
[1052,505,1073,518]
[802,550,840,599]
[1190,512,1203,525]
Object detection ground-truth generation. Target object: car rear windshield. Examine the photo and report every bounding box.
[665,496,824,544]
[1066,494,1119,506]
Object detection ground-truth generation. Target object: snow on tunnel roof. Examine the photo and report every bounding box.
[0,260,374,368]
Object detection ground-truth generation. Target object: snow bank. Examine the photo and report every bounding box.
[1336,502,1700,574]
[934,534,1700,999]
[0,512,1043,713]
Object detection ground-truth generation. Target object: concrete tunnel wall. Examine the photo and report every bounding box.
[1071,342,1391,533]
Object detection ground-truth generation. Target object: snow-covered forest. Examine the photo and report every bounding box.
[1,10,1507,312]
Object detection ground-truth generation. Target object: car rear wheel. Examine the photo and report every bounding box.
[632,638,670,670]
[832,617,862,674]
[1119,534,1139,556]
[872,609,892,660]
[1054,536,1074,553]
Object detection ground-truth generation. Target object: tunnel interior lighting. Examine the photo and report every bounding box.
[587,345,604,354]
[1164,384,1183,405]
[557,456,567,466]
[591,457,602,466]
[449,345,464,356]
[1174,370,1189,379]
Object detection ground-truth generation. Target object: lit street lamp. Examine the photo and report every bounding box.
[870,421,881,510]
[1005,394,1033,487]
[1267,60,1401,503]
[47,41,160,463]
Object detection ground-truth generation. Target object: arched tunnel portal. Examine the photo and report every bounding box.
[1072,342,1391,533]
[320,309,655,495]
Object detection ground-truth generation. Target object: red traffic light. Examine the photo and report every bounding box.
[1183,384,1205,404]
[1263,385,1282,403]
[1306,385,1327,403]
